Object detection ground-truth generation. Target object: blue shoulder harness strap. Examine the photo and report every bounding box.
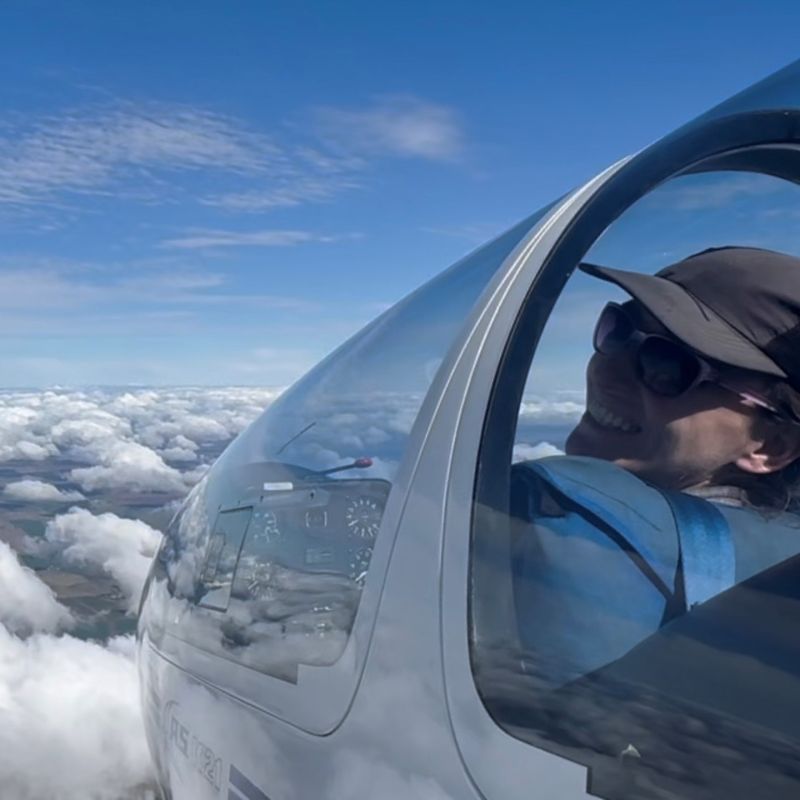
[660,491,736,610]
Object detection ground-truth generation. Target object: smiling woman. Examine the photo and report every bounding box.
[515,170,800,501]
[567,283,800,508]
[472,167,800,799]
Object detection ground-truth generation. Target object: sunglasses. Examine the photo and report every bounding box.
[593,302,790,421]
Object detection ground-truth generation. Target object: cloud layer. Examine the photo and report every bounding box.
[3,479,85,503]
[0,541,73,635]
[0,629,157,799]
[0,387,287,798]
[46,508,163,614]
[0,385,580,504]
[0,386,281,496]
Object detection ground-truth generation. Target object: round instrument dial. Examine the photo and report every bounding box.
[349,546,373,583]
[344,496,382,540]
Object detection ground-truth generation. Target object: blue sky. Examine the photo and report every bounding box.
[2,0,800,387]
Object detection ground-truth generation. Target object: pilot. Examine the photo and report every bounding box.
[513,246,800,689]
[567,245,800,510]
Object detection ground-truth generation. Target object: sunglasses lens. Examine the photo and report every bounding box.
[638,337,702,396]
[595,305,633,354]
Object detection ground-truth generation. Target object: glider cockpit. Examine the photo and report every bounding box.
[139,59,800,800]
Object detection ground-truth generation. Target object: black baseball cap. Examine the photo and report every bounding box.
[580,247,800,393]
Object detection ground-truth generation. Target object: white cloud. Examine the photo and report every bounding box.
[0,102,274,208]
[0,95,466,220]
[512,441,565,463]
[69,440,189,494]
[315,95,465,161]
[205,173,360,211]
[0,387,282,493]
[0,402,59,462]
[46,508,162,613]
[160,444,198,463]
[0,525,155,795]
[0,541,73,635]
[0,263,316,324]
[0,628,157,799]
[3,479,85,503]
[12,440,52,460]
[0,268,107,311]
[160,228,359,250]
[518,397,584,424]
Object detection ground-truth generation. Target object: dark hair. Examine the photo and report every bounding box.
[728,381,800,512]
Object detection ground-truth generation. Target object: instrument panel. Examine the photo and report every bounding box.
[223,478,391,602]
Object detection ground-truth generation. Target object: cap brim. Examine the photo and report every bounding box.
[579,262,788,378]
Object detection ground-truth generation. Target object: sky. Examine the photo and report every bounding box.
[1,6,800,798]
[2,1,800,387]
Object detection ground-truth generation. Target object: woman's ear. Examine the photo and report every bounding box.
[736,425,800,475]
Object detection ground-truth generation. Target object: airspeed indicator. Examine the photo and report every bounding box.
[344,496,382,540]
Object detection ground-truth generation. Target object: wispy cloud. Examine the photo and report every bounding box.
[0,269,107,310]
[0,94,467,218]
[0,263,314,319]
[160,228,361,250]
[313,94,465,161]
[0,102,277,208]
[202,95,466,211]
[203,174,362,212]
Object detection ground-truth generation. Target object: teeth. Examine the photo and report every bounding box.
[588,399,640,433]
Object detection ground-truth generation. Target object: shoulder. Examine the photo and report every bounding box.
[517,455,671,526]
[514,455,678,568]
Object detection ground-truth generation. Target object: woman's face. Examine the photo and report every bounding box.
[565,303,778,491]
